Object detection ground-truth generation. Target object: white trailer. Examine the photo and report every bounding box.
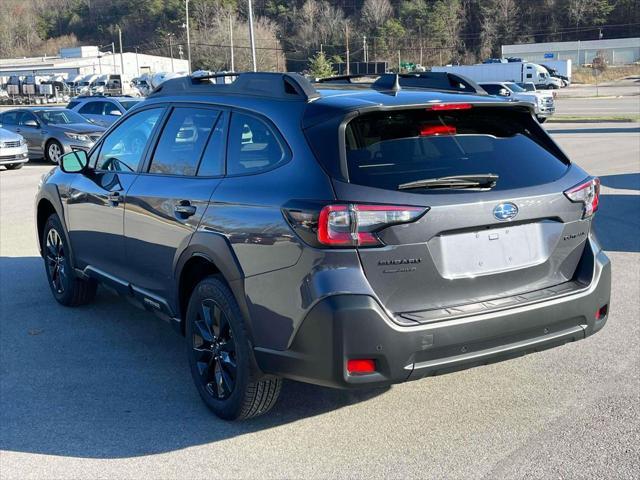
[431,62,563,89]
[539,59,572,84]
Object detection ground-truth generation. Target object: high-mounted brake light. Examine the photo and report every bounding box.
[564,177,600,218]
[317,204,427,247]
[420,125,457,136]
[429,103,473,111]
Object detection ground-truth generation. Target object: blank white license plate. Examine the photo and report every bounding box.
[433,222,560,279]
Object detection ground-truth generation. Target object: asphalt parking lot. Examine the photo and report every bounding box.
[1,108,639,477]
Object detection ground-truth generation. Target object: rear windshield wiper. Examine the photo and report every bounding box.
[398,174,499,191]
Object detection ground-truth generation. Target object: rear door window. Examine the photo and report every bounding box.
[344,107,569,192]
[148,107,220,176]
[79,101,104,115]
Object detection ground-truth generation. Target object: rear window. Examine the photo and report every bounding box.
[344,107,569,192]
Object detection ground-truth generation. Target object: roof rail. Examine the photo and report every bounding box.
[149,71,321,102]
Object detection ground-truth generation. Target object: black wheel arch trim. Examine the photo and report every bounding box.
[174,230,255,341]
[36,185,77,269]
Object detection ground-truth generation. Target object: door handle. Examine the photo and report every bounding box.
[107,191,121,205]
[174,201,196,217]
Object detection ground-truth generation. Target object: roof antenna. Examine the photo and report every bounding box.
[391,73,401,92]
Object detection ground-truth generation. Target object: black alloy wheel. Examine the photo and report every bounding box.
[186,276,282,420]
[45,227,67,295]
[192,298,238,400]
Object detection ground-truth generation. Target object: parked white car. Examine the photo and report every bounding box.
[479,81,555,123]
[0,128,29,170]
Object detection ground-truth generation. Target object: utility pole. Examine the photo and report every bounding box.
[168,34,175,72]
[419,26,423,65]
[229,13,235,72]
[134,47,140,77]
[185,0,192,73]
[118,26,124,76]
[345,23,350,75]
[363,35,367,63]
[112,42,116,73]
[398,50,401,72]
[248,0,257,71]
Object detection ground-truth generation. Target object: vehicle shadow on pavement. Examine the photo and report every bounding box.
[0,256,387,459]
[600,173,640,191]
[593,174,640,253]
[548,126,640,135]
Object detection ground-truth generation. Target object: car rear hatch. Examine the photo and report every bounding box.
[305,103,599,323]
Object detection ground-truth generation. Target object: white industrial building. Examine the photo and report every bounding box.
[502,37,640,67]
[0,45,189,80]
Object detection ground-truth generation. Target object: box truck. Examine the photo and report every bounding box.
[431,62,563,89]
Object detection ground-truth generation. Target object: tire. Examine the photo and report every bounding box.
[186,275,282,420]
[42,213,97,306]
[45,139,63,164]
[4,163,23,170]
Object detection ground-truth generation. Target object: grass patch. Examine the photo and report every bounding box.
[572,65,640,84]
[548,114,640,123]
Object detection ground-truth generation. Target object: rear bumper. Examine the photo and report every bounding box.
[254,246,610,389]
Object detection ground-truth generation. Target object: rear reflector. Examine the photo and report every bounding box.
[564,177,600,218]
[596,304,608,320]
[420,125,457,136]
[347,359,376,374]
[430,103,473,111]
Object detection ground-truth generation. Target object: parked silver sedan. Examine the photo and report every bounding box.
[0,108,106,163]
[0,128,29,170]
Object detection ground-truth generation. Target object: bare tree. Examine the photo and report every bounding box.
[361,0,393,31]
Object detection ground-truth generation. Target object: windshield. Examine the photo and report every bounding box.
[36,109,91,125]
[120,101,142,110]
[342,107,569,192]
[505,82,525,92]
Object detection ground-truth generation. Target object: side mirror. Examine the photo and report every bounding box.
[60,150,88,173]
[498,88,510,97]
[24,119,39,127]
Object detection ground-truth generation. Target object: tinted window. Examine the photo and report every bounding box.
[67,101,80,110]
[104,103,122,116]
[227,113,284,175]
[18,112,39,126]
[79,102,104,115]
[198,111,227,177]
[36,109,89,125]
[149,107,219,176]
[96,108,163,172]
[1,112,19,125]
[120,101,141,111]
[344,108,569,192]
[481,84,501,95]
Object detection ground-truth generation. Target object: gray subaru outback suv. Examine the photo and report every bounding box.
[35,72,610,420]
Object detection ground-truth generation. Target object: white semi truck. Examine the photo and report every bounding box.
[432,62,563,89]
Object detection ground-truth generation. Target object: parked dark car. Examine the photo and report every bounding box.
[0,107,105,163]
[35,72,611,420]
[67,95,144,127]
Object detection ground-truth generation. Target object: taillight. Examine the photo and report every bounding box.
[429,103,473,111]
[420,125,456,136]
[564,177,600,218]
[318,204,426,247]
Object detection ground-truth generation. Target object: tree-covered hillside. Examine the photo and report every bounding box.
[1,0,638,71]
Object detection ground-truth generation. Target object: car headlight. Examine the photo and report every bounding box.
[64,132,91,142]
[20,137,27,146]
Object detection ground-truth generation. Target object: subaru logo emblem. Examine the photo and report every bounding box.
[493,202,519,221]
